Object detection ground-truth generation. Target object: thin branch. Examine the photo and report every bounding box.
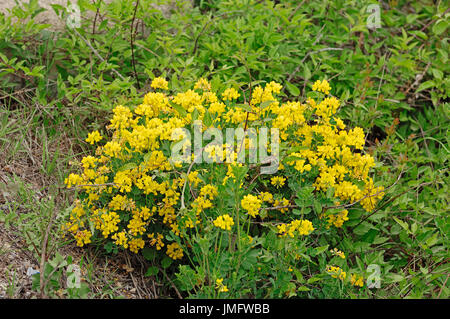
[67,182,118,190]
[288,0,306,21]
[131,0,141,89]
[180,146,206,209]
[405,61,431,95]
[161,267,183,299]
[39,207,59,298]
[92,0,100,35]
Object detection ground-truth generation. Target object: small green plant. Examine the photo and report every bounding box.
[31,252,90,298]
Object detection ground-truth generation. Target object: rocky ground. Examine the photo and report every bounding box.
[0,0,68,29]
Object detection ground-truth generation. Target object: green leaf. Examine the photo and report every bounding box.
[118,162,137,171]
[353,221,376,236]
[432,19,448,35]
[307,276,322,284]
[416,80,435,93]
[142,247,157,261]
[285,82,300,96]
[315,245,329,255]
[259,100,275,109]
[145,266,159,277]
[386,273,404,283]
[170,102,187,117]
[236,103,253,112]
[393,217,409,231]
[304,65,311,80]
[425,232,439,247]
[299,253,316,265]
[161,256,173,269]
[313,200,322,215]
[191,108,199,121]
[203,110,212,127]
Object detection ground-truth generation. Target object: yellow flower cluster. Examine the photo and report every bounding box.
[96,211,120,238]
[326,265,346,280]
[148,233,165,250]
[194,78,211,91]
[312,79,331,95]
[324,209,349,228]
[330,248,346,259]
[270,176,286,188]
[274,197,290,213]
[216,278,229,293]
[351,274,364,287]
[151,76,169,90]
[259,192,274,203]
[222,88,240,101]
[129,237,145,253]
[241,194,262,218]
[85,130,102,145]
[213,214,234,231]
[192,184,218,214]
[74,230,92,247]
[277,219,314,237]
[166,242,183,260]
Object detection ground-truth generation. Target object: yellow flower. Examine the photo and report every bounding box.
[351,274,364,287]
[103,141,122,158]
[86,130,102,144]
[194,78,211,91]
[222,87,240,101]
[213,214,234,231]
[270,176,286,188]
[64,173,84,188]
[209,101,226,114]
[96,211,120,238]
[330,248,346,259]
[74,230,92,247]
[112,231,128,249]
[166,242,183,260]
[216,278,229,293]
[312,79,331,95]
[148,233,164,250]
[64,77,384,259]
[324,209,349,228]
[273,198,290,213]
[199,184,218,200]
[129,237,145,253]
[241,194,262,218]
[326,265,346,280]
[151,77,169,90]
[258,191,274,203]
[277,219,314,237]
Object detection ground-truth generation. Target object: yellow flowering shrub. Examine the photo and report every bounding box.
[64,77,384,297]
